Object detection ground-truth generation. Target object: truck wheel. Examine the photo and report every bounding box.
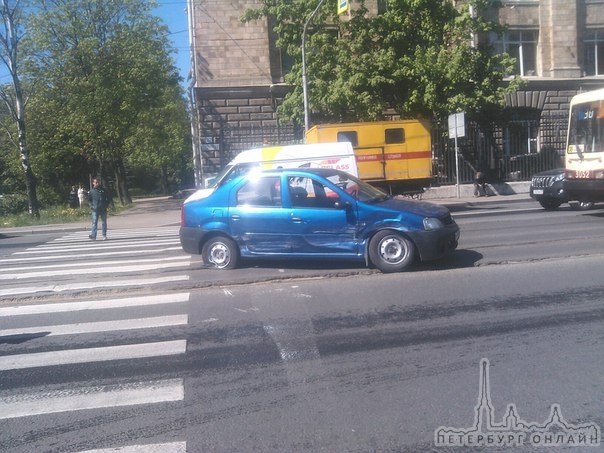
[538,199,562,210]
[368,230,415,273]
[202,236,239,269]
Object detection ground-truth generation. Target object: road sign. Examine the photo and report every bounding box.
[448,112,466,199]
[338,0,349,15]
[448,112,465,138]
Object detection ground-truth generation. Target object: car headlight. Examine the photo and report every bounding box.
[423,217,444,230]
[554,173,564,182]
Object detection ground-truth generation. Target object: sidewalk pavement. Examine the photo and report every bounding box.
[0,196,183,237]
[0,182,532,237]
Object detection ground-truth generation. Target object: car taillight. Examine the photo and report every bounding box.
[180,205,185,225]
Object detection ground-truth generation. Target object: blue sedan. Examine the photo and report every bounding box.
[179,168,459,273]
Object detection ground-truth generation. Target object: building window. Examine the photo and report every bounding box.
[503,108,541,163]
[493,30,538,76]
[584,30,604,76]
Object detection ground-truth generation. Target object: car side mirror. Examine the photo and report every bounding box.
[334,200,352,210]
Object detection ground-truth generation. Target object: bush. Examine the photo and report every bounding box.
[0,193,28,215]
[37,185,63,207]
[128,187,148,198]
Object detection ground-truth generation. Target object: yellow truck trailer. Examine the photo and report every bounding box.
[305,120,433,194]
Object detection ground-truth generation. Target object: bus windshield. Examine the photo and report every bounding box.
[568,100,604,155]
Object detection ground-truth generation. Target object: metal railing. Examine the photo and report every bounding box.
[201,111,568,187]
[431,111,567,185]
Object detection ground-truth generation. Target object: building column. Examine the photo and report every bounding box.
[540,0,582,78]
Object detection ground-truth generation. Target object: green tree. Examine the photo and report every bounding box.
[126,81,191,195]
[26,0,187,204]
[0,0,39,217]
[243,0,522,125]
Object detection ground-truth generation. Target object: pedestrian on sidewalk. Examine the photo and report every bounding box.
[88,177,109,240]
[77,185,86,208]
[68,186,78,208]
[474,170,488,197]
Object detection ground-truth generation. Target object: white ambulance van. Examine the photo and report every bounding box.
[185,142,357,202]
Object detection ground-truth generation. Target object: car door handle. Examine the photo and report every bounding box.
[291,217,303,223]
[231,214,241,220]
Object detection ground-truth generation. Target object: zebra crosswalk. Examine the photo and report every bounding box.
[0,227,192,298]
[0,228,194,451]
[0,293,191,451]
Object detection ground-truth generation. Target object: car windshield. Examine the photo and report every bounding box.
[209,163,257,189]
[322,170,390,203]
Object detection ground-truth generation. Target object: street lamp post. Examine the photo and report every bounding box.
[302,0,326,134]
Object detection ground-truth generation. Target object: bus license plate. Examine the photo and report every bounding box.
[577,170,590,178]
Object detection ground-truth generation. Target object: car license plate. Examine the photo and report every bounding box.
[533,189,543,195]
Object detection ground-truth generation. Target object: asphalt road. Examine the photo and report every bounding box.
[1,199,603,452]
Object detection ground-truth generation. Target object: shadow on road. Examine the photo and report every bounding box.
[194,248,483,273]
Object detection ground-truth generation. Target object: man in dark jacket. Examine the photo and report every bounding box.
[88,177,109,240]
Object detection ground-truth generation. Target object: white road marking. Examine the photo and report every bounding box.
[0,378,184,419]
[0,258,191,279]
[0,275,190,297]
[2,255,187,273]
[16,238,179,254]
[0,256,191,280]
[0,339,187,371]
[264,323,321,362]
[53,227,180,242]
[77,442,187,453]
[0,293,190,317]
[0,314,188,338]
[0,246,184,264]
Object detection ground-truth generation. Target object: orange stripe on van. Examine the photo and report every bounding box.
[356,150,431,162]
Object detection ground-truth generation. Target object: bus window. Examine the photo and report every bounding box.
[337,131,358,147]
[569,101,604,154]
[385,128,405,144]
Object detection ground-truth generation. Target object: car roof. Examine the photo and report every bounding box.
[250,167,346,177]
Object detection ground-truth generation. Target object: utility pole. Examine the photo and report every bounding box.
[187,0,202,188]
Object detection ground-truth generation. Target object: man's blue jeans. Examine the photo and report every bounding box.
[91,209,107,239]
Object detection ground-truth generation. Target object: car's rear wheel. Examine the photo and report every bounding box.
[538,199,562,210]
[569,201,594,210]
[202,236,239,269]
[368,230,415,273]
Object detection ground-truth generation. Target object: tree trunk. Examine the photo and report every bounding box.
[18,120,39,217]
[160,165,170,195]
[2,0,39,217]
[115,158,132,204]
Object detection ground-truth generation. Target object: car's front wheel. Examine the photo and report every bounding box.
[368,230,415,273]
[202,236,239,269]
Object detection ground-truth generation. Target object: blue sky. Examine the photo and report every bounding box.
[152,0,191,86]
[0,2,192,87]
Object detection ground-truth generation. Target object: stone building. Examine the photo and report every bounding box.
[187,0,295,186]
[484,0,604,157]
[187,0,604,185]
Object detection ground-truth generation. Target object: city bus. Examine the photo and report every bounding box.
[305,120,432,194]
[564,88,604,202]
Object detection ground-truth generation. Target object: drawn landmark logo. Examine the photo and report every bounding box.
[434,359,600,447]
